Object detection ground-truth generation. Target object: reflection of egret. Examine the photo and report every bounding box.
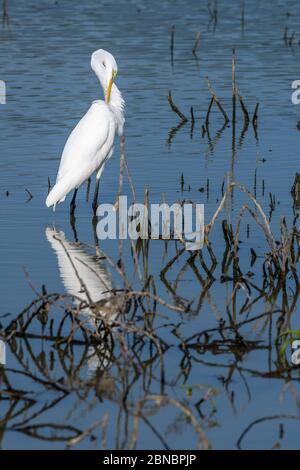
[46,227,113,313]
[46,227,125,372]
[45,49,125,213]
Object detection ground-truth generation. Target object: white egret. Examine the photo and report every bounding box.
[45,49,125,213]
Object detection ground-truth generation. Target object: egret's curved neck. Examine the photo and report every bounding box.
[92,62,125,135]
[109,83,125,134]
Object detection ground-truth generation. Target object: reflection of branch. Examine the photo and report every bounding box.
[133,395,211,450]
[205,122,227,158]
[12,423,85,443]
[167,120,187,146]
[66,416,108,449]
[192,32,201,55]
[237,414,300,449]
[5,367,69,393]
[2,0,9,27]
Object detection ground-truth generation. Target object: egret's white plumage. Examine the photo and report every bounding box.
[46,49,124,209]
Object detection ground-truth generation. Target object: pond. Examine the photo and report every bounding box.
[1,0,300,450]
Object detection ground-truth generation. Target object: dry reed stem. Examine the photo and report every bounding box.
[206,77,230,124]
[167,91,188,122]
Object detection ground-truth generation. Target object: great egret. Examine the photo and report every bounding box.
[45,49,125,213]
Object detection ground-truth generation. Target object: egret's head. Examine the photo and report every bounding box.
[91,49,118,104]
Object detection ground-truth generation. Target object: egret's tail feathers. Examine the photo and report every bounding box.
[46,175,77,208]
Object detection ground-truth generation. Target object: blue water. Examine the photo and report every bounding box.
[1,0,300,450]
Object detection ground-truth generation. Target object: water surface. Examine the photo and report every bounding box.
[1,0,300,450]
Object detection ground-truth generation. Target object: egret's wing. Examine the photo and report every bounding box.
[46,101,115,207]
[57,101,112,181]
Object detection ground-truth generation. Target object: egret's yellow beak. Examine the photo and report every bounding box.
[105,70,117,104]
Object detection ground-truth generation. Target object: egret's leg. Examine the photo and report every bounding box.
[92,166,105,214]
[92,212,99,249]
[86,177,91,202]
[92,179,100,214]
[70,188,78,215]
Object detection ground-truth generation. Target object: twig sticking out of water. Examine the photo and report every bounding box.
[252,103,259,127]
[232,49,237,124]
[2,0,9,26]
[289,31,295,47]
[269,193,276,211]
[170,25,175,66]
[180,173,184,192]
[206,77,230,126]
[206,178,210,201]
[284,27,288,46]
[284,27,295,47]
[190,106,195,124]
[192,32,201,55]
[167,91,188,123]
[207,0,218,28]
[25,189,33,202]
[253,168,257,198]
[222,219,234,246]
[190,106,195,138]
[221,179,225,197]
[205,97,214,129]
[205,181,276,252]
[241,0,245,31]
